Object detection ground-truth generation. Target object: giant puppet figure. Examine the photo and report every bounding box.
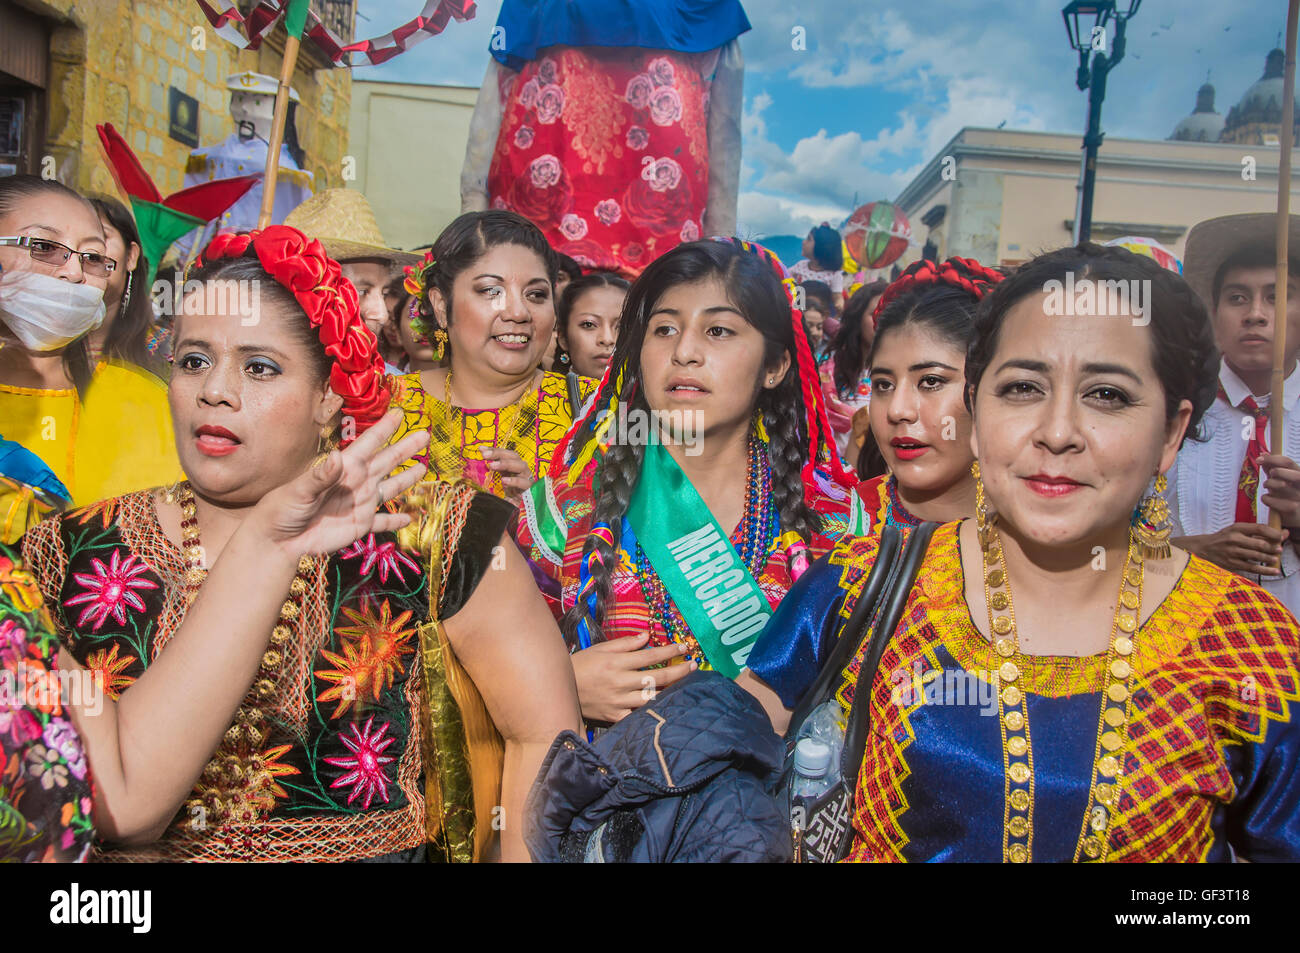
[461,0,748,278]
[174,71,314,261]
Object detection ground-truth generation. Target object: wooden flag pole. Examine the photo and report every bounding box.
[1270,0,1300,531]
[257,32,302,229]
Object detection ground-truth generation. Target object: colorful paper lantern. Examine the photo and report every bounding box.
[844,201,912,271]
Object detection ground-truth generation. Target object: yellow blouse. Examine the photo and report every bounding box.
[0,361,183,507]
[389,370,597,498]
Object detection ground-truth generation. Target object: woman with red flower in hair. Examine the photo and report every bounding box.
[17,225,579,862]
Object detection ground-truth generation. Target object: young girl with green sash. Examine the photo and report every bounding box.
[516,239,867,725]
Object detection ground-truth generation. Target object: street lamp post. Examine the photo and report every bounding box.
[1062,0,1142,244]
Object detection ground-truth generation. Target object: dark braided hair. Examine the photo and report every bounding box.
[559,240,823,647]
[965,243,1219,446]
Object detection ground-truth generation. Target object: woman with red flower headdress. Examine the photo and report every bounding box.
[17,225,579,862]
[514,238,868,728]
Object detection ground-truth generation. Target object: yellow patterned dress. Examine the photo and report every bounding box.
[747,521,1300,862]
[0,362,182,508]
[389,370,597,498]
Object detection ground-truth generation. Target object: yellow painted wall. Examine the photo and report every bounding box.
[33,0,350,199]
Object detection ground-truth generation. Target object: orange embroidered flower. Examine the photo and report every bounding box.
[315,601,416,718]
[83,643,137,700]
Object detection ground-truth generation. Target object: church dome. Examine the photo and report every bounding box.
[1236,48,1286,115]
[1169,82,1225,141]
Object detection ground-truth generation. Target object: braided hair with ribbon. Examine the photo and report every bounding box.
[872,256,1006,329]
[190,225,390,444]
[551,237,856,649]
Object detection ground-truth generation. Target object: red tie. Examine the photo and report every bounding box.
[1221,386,1270,523]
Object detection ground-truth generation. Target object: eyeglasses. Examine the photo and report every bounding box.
[0,236,117,278]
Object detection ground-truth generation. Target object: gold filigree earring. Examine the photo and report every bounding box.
[432,328,448,361]
[1133,473,1172,560]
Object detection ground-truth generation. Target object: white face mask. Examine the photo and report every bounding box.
[0,268,106,352]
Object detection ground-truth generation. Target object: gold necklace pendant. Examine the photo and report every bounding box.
[980,528,1143,863]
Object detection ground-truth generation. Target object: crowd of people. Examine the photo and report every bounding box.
[0,167,1298,864]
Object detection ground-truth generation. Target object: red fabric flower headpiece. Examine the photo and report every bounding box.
[871,256,1005,328]
[196,225,390,445]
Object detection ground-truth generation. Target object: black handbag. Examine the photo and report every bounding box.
[786,520,939,863]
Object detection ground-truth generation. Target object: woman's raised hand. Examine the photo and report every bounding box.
[253,407,429,557]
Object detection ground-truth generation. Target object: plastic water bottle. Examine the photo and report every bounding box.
[791,738,833,810]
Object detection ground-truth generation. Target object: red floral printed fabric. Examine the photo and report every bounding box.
[488,46,717,279]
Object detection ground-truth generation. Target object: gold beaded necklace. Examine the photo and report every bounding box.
[170,481,316,831]
[980,523,1143,864]
[443,367,534,494]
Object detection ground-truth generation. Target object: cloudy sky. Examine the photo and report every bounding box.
[354,0,1289,237]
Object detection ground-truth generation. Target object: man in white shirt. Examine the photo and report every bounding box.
[1167,213,1300,615]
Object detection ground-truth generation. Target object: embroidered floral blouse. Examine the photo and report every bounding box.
[20,486,513,862]
[0,542,93,863]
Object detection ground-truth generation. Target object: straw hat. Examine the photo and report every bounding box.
[1183,212,1300,308]
[283,188,420,267]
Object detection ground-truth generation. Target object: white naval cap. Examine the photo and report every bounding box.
[226,71,300,103]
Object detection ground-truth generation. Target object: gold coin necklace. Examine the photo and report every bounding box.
[444,367,533,495]
[173,481,316,831]
[981,526,1142,863]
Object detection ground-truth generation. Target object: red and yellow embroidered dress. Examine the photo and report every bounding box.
[747,522,1300,861]
[389,370,597,499]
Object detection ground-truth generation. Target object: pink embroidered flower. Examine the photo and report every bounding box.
[649,86,683,127]
[529,154,563,188]
[625,126,650,151]
[43,719,87,781]
[324,717,396,809]
[625,74,653,110]
[519,77,541,109]
[339,535,420,585]
[594,199,622,226]
[491,196,508,210]
[680,219,700,242]
[560,214,589,240]
[0,618,25,667]
[0,707,41,746]
[64,550,159,632]
[513,125,535,150]
[642,156,684,193]
[647,57,676,88]
[538,57,559,85]
[535,84,566,125]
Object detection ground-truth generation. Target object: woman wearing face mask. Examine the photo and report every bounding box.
[0,176,181,513]
[744,244,1300,862]
[20,226,580,862]
[87,195,168,376]
[389,211,599,500]
[515,239,865,726]
[852,258,1003,535]
[553,272,630,383]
